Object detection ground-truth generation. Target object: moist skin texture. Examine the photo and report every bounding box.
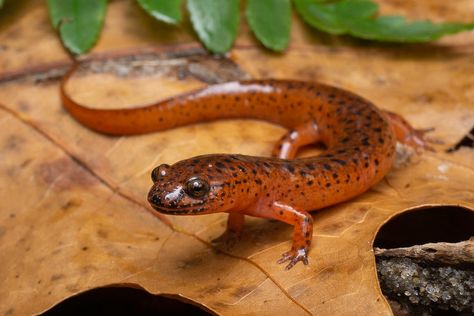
[62,69,429,269]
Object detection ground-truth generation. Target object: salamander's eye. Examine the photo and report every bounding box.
[185,177,210,199]
[151,164,170,182]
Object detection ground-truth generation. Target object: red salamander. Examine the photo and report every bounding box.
[61,69,430,269]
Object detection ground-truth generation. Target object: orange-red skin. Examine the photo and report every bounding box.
[61,68,424,269]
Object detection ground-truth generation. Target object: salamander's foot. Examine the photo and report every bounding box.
[212,230,240,251]
[212,213,244,251]
[404,127,441,153]
[384,110,442,153]
[277,247,309,270]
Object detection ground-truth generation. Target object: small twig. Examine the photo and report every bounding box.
[375,238,474,266]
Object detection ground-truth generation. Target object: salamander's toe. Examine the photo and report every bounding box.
[277,247,309,270]
[405,127,442,153]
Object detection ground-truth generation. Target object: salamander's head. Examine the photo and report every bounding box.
[147,155,253,215]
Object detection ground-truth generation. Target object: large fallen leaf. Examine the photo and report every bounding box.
[0,0,473,315]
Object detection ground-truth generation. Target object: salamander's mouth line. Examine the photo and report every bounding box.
[148,203,207,215]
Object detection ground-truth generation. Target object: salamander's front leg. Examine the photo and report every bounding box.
[269,202,314,270]
[272,121,321,159]
[212,212,245,250]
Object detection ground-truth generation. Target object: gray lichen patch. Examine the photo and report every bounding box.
[377,257,473,314]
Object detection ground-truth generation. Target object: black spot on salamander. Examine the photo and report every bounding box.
[224,158,232,163]
[362,138,370,146]
[323,164,332,171]
[332,173,338,179]
[336,149,346,154]
[229,166,236,171]
[279,211,283,215]
[215,162,225,169]
[238,165,246,172]
[252,169,257,175]
[295,184,300,189]
[307,180,314,186]
[373,127,382,132]
[356,176,361,181]
[325,183,331,188]
[232,172,238,177]
[374,159,379,166]
[266,193,270,197]
[331,159,347,166]
[305,164,315,170]
[255,178,263,185]
[378,137,385,144]
[263,162,271,168]
[299,170,307,177]
[341,137,350,143]
[284,164,295,173]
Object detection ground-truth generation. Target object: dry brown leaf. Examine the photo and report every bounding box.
[0,1,473,315]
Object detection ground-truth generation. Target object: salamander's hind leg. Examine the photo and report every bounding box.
[272,121,321,159]
[212,212,245,250]
[384,110,440,152]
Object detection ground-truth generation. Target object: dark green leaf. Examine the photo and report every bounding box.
[47,0,107,54]
[347,16,474,42]
[294,0,378,35]
[0,0,4,9]
[246,0,291,51]
[137,0,182,24]
[294,0,474,42]
[187,0,239,54]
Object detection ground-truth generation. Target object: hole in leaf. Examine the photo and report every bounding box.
[42,285,214,316]
[374,206,474,315]
[374,205,474,248]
